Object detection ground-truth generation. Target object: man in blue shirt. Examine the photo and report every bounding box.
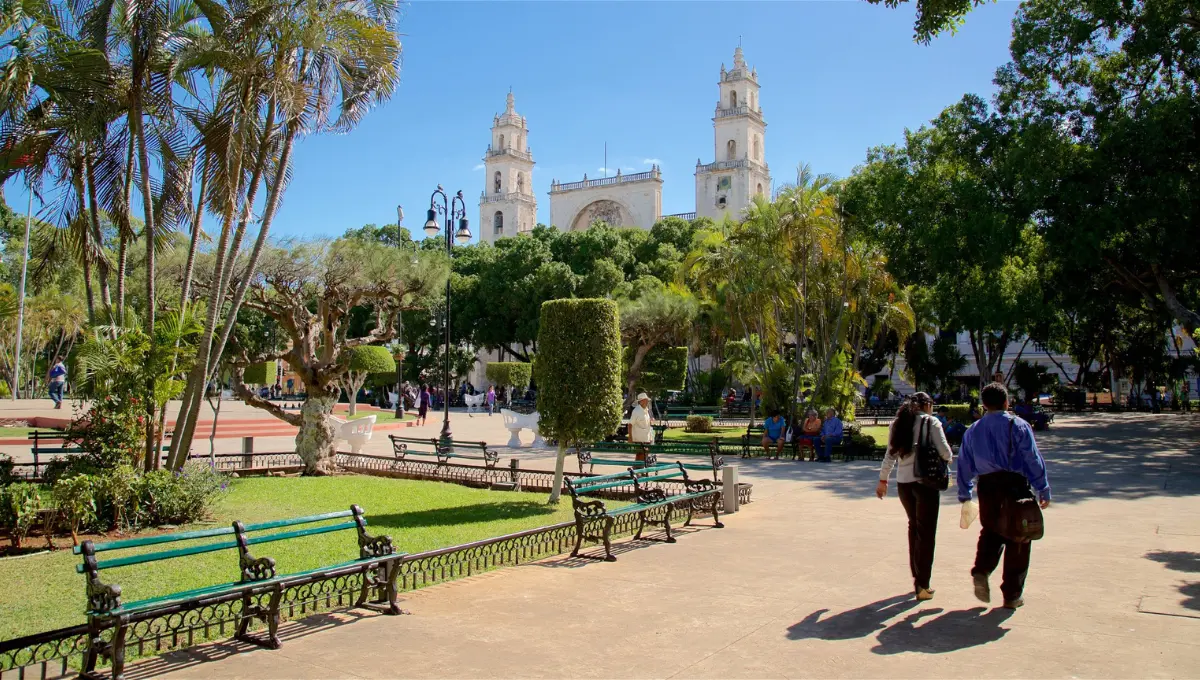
[958,382,1051,610]
[761,411,788,458]
[819,408,843,462]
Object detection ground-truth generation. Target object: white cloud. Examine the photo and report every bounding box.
[597,167,612,174]
[623,167,635,172]
[472,163,485,171]
[642,158,662,165]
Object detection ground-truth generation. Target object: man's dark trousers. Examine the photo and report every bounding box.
[973,471,1032,601]
[897,481,940,591]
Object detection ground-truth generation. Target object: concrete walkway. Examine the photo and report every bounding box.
[129,413,1200,678]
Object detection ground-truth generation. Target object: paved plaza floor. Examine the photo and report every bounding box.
[105,411,1200,679]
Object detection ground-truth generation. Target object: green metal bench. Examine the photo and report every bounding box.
[741,424,801,460]
[576,447,658,474]
[75,505,404,680]
[563,462,723,562]
[388,435,499,468]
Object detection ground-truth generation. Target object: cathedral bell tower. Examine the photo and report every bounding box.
[479,91,537,244]
[695,46,770,220]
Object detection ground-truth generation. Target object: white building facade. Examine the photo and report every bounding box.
[695,46,771,220]
[548,168,664,231]
[478,92,537,244]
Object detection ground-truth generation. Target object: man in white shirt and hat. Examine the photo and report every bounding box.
[629,392,654,445]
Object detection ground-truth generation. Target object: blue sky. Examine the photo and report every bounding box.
[10,1,1022,243]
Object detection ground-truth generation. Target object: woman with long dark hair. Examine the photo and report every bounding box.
[875,392,954,600]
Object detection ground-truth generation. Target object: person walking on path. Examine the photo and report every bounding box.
[47,356,67,409]
[418,384,431,426]
[629,392,654,445]
[876,392,954,601]
[819,407,843,462]
[957,382,1052,610]
[486,385,496,416]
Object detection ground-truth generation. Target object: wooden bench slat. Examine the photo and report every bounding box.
[244,520,359,547]
[74,524,237,555]
[82,537,241,572]
[243,509,355,533]
[573,479,635,494]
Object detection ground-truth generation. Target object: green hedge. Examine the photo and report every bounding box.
[243,361,277,385]
[486,362,532,390]
[536,299,623,446]
[939,404,972,423]
[346,345,396,374]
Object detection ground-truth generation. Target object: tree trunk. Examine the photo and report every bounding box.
[1153,266,1200,335]
[548,441,567,504]
[623,343,652,409]
[129,87,159,472]
[116,133,134,322]
[84,153,112,315]
[296,392,339,475]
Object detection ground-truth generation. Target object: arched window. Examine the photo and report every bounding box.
[750,92,756,111]
[727,139,736,161]
[517,172,524,194]
[753,136,761,161]
[493,171,501,194]
[499,133,505,149]
[757,183,764,196]
[518,134,524,151]
[493,211,503,234]
[729,90,737,108]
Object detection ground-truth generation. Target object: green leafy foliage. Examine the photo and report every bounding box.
[51,475,95,545]
[486,362,532,391]
[1012,360,1058,402]
[243,361,277,385]
[625,345,687,396]
[0,483,42,548]
[346,345,396,374]
[536,299,623,447]
[65,395,148,469]
[684,415,713,433]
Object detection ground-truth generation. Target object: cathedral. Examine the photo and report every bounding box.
[478,46,771,243]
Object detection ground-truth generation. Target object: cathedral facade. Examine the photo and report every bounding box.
[478,47,770,244]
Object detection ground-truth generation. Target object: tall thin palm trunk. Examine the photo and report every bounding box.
[84,153,112,315]
[130,86,160,472]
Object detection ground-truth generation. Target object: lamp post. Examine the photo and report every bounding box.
[394,204,406,418]
[423,186,471,442]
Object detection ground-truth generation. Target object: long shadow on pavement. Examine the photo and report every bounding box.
[786,594,920,641]
[871,607,1014,655]
[1145,550,1200,612]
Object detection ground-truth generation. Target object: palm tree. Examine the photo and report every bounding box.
[167,0,402,468]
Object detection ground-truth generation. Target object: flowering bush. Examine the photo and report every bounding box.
[65,395,147,468]
[0,483,43,548]
[135,462,227,526]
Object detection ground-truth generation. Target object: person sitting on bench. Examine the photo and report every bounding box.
[761,410,788,458]
[798,409,822,461]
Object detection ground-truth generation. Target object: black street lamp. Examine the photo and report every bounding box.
[423,185,470,442]
[394,204,406,418]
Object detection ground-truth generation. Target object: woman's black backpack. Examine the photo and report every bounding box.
[914,415,949,490]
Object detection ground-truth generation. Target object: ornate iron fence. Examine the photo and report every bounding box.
[0,499,702,678]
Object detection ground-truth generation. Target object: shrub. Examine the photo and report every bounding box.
[0,454,14,486]
[52,474,96,545]
[0,483,43,548]
[846,423,877,450]
[339,346,396,415]
[135,462,227,526]
[243,361,278,385]
[537,299,623,502]
[940,404,972,423]
[685,415,713,433]
[65,395,147,468]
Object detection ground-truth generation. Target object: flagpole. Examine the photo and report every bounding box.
[13,187,32,400]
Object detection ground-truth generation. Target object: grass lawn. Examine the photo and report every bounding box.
[661,424,890,444]
[0,426,39,437]
[0,475,578,641]
[661,426,745,443]
[347,410,411,423]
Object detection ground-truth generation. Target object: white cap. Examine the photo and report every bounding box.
[637,393,650,402]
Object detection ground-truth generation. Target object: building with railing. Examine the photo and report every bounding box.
[478,92,537,243]
[696,45,771,220]
[549,166,663,231]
